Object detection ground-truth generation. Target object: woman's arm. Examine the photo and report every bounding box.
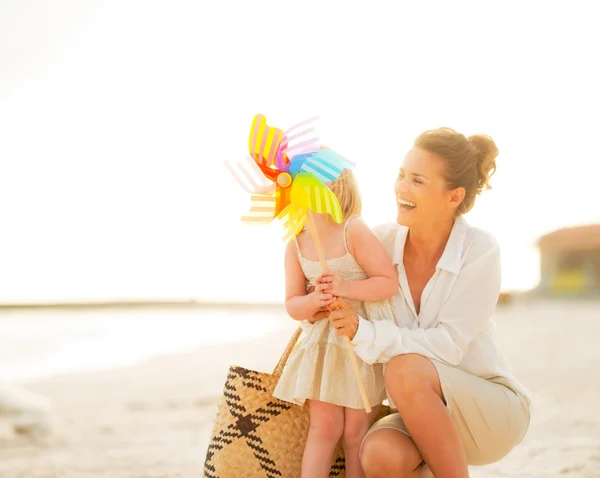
[330,234,501,366]
[284,241,336,322]
[319,219,399,301]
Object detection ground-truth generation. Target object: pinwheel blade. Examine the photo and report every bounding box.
[225,156,273,194]
[248,114,285,169]
[289,149,356,183]
[290,172,343,224]
[278,203,307,242]
[241,194,277,224]
[280,116,320,161]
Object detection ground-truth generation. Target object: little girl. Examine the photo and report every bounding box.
[273,168,399,478]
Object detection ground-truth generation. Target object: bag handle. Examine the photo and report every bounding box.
[272,327,303,377]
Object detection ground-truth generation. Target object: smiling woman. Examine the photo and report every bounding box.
[395,128,498,229]
[327,127,531,477]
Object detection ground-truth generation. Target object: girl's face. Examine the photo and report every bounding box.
[394,147,462,228]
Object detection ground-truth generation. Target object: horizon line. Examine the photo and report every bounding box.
[0,298,286,311]
[0,289,529,311]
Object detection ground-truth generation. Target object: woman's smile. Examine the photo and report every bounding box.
[397,197,416,213]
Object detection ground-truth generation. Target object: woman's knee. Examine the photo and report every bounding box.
[360,436,403,477]
[385,354,442,406]
[360,429,421,477]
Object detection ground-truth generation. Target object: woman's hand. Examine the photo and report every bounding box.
[317,270,349,297]
[329,300,359,340]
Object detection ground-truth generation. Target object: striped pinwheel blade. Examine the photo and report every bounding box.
[248,114,285,169]
[279,116,320,162]
[241,193,277,224]
[225,156,274,194]
[277,203,307,242]
[288,148,356,183]
[290,172,343,224]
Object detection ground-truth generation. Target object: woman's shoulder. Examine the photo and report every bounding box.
[460,219,500,260]
[368,221,403,261]
[372,221,402,242]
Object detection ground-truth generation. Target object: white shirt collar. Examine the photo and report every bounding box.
[392,216,469,274]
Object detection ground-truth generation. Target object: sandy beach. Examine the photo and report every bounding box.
[1,299,599,478]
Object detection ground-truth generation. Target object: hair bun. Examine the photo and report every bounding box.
[468,134,498,194]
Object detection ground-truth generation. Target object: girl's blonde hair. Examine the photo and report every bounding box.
[328,168,362,221]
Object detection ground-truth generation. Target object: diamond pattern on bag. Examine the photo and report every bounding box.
[203,328,390,477]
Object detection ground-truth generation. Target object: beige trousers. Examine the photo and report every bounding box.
[362,360,531,466]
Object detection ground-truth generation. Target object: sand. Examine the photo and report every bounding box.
[1,299,599,477]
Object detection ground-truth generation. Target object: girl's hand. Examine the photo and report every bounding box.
[317,270,349,297]
[308,308,330,324]
[308,284,337,311]
[305,285,336,323]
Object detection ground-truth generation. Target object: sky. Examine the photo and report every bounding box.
[0,0,598,303]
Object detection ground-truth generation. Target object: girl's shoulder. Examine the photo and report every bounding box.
[346,218,399,245]
[344,216,383,253]
[344,215,369,235]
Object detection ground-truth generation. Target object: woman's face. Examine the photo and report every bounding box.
[394,147,461,227]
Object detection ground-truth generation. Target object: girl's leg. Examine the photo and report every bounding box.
[302,400,344,478]
[342,404,381,478]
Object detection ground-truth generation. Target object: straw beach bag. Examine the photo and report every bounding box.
[203,327,390,477]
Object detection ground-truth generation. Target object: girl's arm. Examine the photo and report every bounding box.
[320,219,399,301]
[284,241,336,322]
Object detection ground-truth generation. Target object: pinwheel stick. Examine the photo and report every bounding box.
[305,211,372,413]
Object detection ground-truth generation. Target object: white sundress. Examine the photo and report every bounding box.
[273,216,397,409]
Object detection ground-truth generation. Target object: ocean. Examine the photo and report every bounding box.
[0,305,290,382]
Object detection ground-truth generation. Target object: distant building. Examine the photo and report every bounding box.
[536,224,600,296]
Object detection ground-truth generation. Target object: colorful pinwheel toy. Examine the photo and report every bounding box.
[226,115,354,241]
[225,114,372,412]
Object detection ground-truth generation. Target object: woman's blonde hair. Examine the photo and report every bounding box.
[414,127,498,215]
[328,168,362,221]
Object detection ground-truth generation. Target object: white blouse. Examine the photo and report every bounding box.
[352,216,531,402]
